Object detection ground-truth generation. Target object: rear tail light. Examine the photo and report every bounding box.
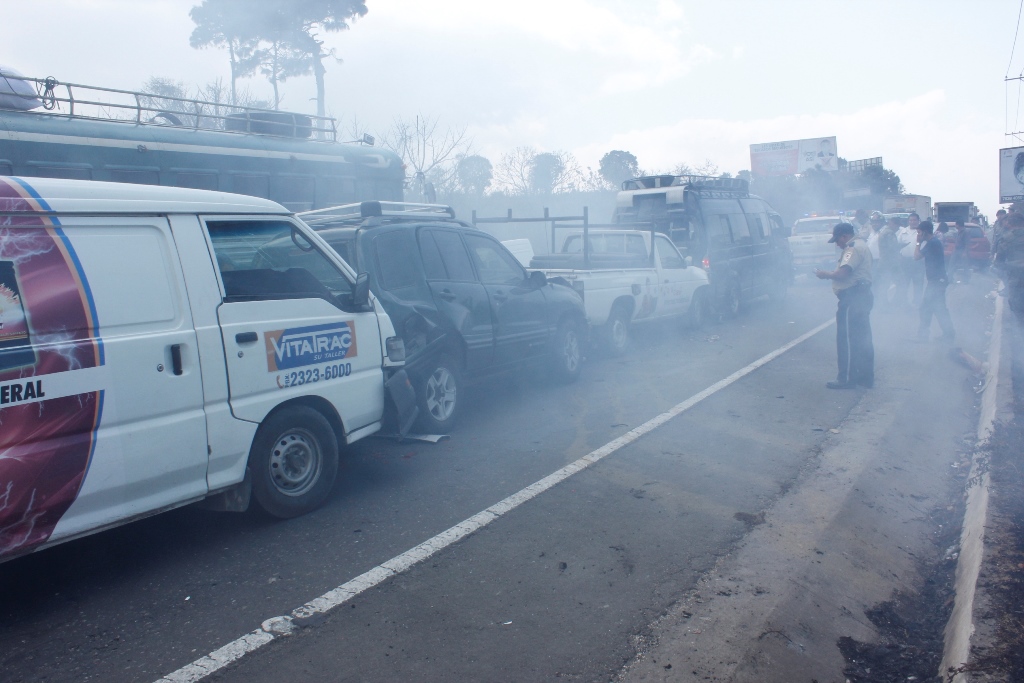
[701,258,710,270]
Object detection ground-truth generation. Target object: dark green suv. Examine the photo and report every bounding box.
[298,202,588,433]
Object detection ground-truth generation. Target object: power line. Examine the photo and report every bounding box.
[1008,0,1024,77]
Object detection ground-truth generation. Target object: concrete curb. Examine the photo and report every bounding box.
[940,293,1008,681]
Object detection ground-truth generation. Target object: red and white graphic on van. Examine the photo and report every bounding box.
[0,178,103,559]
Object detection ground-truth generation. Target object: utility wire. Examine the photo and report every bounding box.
[1008,0,1024,77]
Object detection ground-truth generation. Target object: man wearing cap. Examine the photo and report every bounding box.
[815,222,874,389]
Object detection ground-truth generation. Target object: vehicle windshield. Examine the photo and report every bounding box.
[794,219,840,234]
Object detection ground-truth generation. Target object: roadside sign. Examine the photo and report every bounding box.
[999,146,1024,203]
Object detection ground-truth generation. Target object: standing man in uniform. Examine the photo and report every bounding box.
[815,223,874,389]
[914,219,956,343]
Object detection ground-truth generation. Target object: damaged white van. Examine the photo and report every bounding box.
[0,177,414,562]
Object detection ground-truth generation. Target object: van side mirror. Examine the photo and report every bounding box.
[353,272,370,308]
[684,256,693,268]
[529,270,547,287]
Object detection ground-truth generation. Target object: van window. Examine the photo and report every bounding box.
[272,175,315,212]
[464,234,524,285]
[709,215,734,248]
[732,215,753,246]
[109,168,159,185]
[32,165,92,181]
[373,231,420,291]
[431,230,476,282]
[232,174,270,198]
[746,214,766,241]
[208,220,352,305]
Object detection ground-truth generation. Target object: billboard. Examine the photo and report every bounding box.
[750,136,838,176]
[999,146,1024,203]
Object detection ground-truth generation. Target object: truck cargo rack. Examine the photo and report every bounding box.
[471,207,657,268]
[300,201,457,227]
[0,74,339,141]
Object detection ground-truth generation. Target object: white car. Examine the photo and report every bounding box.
[788,216,844,271]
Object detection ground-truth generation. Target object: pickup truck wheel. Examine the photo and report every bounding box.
[604,306,630,355]
[415,355,461,433]
[551,319,583,383]
[249,406,339,519]
[688,288,709,329]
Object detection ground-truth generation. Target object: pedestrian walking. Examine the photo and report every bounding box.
[852,209,870,239]
[994,211,1024,321]
[877,215,901,306]
[815,223,874,389]
[914,220,955,343]
[950,219,971,283]
[897,212,925,307]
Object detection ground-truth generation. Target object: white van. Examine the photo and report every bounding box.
[0,177,414,562]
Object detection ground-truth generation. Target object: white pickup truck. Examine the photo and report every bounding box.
[528,229,710,354]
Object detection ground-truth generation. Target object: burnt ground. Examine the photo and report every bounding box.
[837,315,1024,683]
[836,500,963,683]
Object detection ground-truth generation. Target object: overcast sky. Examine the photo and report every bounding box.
[4,0,1021,215]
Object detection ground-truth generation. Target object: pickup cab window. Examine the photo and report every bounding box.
[208,219,352,305]
[431,230,477,282]
[655,235,686,269]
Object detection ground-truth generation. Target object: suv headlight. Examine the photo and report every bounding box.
[386,336,406,362]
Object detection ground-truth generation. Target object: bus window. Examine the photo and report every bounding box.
[109,168,159,185]
[31,164,92,180]
[272,175,316,212]
[232,174,270,199]
[175,171,219,191]
[320,176,357,206]
[0,162,12,176]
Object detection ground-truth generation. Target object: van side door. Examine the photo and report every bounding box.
[653,234,698,317]
[740,198,773,295]
[205,218,384,435]
[22,216,209,548]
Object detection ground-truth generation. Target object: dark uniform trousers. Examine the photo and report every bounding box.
[835,282,874,386]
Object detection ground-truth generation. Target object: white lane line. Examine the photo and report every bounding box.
[156,318,835,683]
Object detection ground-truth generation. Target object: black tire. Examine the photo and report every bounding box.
[415,354,461,433]
[688,287,709,329]
[720,281,741,318]
[550,319,583,383]
[603,305,630,355]
[249,406,339,519]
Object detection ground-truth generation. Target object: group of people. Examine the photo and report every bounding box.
[810,206,1024,390]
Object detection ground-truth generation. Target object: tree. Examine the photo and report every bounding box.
[189,0,260,105]
[457,155,493,195]
[530,153,565,195]
[277,0,368,121]
[494,146,536,196]
[190,0,367,118]
[598,150,639,188]
[379,115,471,202]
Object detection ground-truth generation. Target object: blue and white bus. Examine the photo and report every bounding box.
[0,72,404,211]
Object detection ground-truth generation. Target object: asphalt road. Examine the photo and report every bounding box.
[0,277,992,683]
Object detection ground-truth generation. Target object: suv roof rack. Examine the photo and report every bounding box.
[299,201,457,227]
[620,175,749,196]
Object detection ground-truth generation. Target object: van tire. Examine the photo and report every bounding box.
[551,319,583,383]
[603,305,630,355]
[249,406,339,519]
[415,354,461,434]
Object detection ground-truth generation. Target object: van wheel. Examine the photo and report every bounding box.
[249,407,339,519]
[551,319,583,383]
[688,288,709,329]
[416,354,461,433]
[604,305,630,355]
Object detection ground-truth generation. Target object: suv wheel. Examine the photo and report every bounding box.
[688,287,709,329]
[551,319,583,383]
[416,355,461,433]
[720,282,741,318]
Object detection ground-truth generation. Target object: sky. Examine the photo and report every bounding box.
[4,0,1022,216]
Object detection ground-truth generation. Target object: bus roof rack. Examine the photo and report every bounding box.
[621,175,749,195]
[0,73,339,142]
[299,201,457,226]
